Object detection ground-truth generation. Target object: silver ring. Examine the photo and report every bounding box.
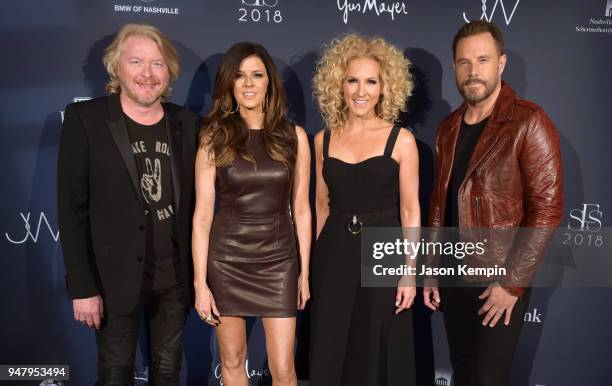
[204,314,212,322]
[79,319,87,324]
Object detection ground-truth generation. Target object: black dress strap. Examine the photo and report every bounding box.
[323,129,331,159]
[383,126,401,156]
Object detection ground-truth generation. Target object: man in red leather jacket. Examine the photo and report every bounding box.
[423,20,563,386]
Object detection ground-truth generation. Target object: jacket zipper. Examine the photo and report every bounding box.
[475,196,483,241]
[438,149,445,223]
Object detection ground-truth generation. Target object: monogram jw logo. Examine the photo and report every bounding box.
[5,212,60,244]
[462,0,521,26]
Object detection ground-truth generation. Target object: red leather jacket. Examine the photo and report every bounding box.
[429,82,563,296]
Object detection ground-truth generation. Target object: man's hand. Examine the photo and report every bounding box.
[423,286,441,311]
[478,285,518,327]
[73,295,104,329]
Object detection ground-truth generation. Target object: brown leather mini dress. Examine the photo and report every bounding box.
[207,129,297,317]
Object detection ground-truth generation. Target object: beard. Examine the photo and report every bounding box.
[457,76,498,104]
[120,79,167,107]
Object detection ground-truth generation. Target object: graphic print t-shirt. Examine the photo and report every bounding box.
[125,113,182,290]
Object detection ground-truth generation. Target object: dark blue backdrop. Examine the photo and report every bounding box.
[1,1,611,385]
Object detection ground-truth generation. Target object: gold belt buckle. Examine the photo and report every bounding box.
[347,215,363,234]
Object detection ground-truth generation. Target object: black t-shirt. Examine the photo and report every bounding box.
[125,113,182,290]
[444,117,489,228]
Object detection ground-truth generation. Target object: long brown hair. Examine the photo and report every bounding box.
[200,42,297,171]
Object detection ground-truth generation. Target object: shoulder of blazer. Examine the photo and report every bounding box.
[65,96,109,119]
[62,97,110,139]
[163,101,199,124]
[163,102,201,143]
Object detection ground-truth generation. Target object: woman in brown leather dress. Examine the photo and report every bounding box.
[192,42,311,385]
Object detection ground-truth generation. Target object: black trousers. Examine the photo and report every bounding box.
[95,283,188,386]
[440,286,530,386]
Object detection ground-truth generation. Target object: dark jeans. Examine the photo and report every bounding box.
[95,283,188,386]
[440,286,530,386]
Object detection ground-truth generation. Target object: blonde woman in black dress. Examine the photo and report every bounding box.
[310,34,420,386]
[192,42,311,386]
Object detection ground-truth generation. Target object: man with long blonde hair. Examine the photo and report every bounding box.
[58,23,199,385]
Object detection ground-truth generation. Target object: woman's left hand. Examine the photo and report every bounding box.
[395,286,416,314]
[297,273,310,310]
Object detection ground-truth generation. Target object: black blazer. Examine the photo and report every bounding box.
[58,94,199,315]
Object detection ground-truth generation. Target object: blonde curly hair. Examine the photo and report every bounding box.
[314,34,413,131]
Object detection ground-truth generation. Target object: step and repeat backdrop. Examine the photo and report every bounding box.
[1,1,611,385]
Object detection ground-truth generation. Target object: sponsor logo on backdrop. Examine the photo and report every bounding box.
[134,367,148,382]
[242,0,278,6]
[59,97,91,123]
[563,203,604,247]
[575,0,612,34]
[113,0,179,16]
[213,360,270,384]
[337,0,409,25]
[239,0,283,23]
[434,371,451,386]
[462,0,520,25]
[5,212,59,245]
[435,377,449,385]
[39,381,65,386]
[72,97,92,102]
[568,204,603,232]
[524,308,543,323]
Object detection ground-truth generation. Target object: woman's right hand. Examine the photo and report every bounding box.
[195,284,221,326]
[423,286,441,311]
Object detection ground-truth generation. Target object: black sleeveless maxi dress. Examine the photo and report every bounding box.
[309,126,416,386]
